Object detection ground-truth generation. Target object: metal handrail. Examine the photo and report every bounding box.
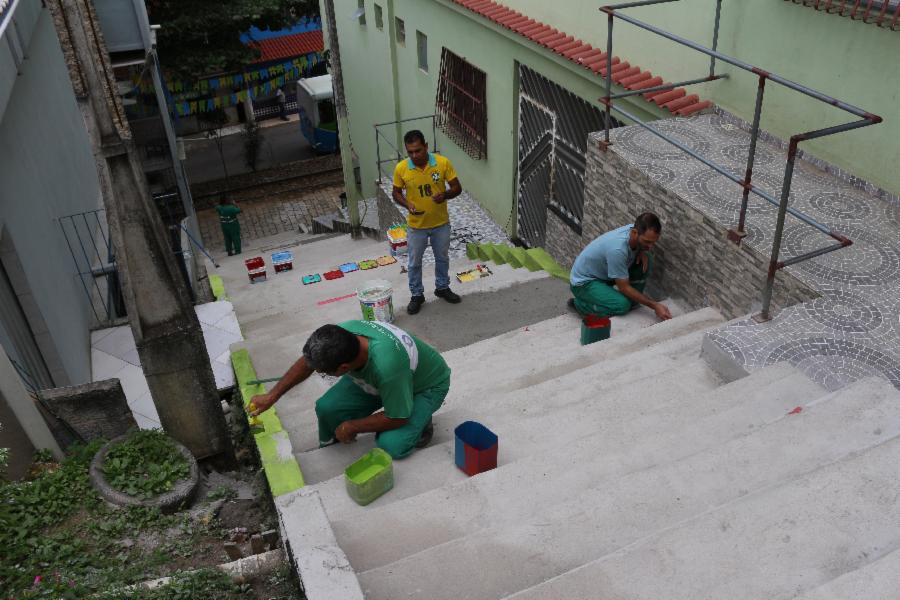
[600,0,882,321]
[0,0,21,40]
[374,114,438,182]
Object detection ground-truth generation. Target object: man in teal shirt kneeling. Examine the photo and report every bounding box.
[569,212,672,321]
[250,320,450,458]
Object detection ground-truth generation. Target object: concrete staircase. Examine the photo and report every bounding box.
[268,295,900,599]
[311,198,382,239]
[223,230,900,599]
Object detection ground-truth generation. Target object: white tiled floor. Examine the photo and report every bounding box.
[90,301,244,429]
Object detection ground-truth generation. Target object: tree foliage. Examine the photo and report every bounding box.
[145,0,319,79]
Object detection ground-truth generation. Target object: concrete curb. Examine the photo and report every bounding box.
[231,348,305,496]
[700,330,751,383]
[210,274,228,301]
[276,490,365,600]
[89,434,200,514]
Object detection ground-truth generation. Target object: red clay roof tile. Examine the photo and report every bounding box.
[247,30,324,64]
[630,75,663,91]
[662,94,700,111]
[676,100,712,116]
[620,71,653,88]
[571,47,600,61]
[612,66,640,83]
[651,88,685,105]
[449,0,708,115]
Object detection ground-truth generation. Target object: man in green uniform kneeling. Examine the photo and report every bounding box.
[250,320,450,458]
[568,212,672,321]
[216,196,242,256]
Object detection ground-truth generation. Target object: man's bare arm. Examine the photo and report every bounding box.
[335,412,408,443]
[393,185,424,215]
[433,177,462,204]
[250,355,315,415]
[614,279,672,320]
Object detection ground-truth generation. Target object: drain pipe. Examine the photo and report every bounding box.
[323,0,362,239]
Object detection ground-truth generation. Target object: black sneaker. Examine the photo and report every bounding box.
[407,295,426,315]
[434,288,461,304]
[415,419,434,449]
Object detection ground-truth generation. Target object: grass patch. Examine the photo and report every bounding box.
[0,390,303,599]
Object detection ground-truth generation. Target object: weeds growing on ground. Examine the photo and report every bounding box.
[102,430,190,499]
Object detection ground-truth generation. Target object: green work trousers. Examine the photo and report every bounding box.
[315,376,450,459]
[221,222,241,255]
[570,256,651,317]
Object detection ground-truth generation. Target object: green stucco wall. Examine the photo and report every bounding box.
[325,0,663,232]
[502,0,898,195]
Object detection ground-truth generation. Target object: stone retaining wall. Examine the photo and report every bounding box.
[543,134,818,320]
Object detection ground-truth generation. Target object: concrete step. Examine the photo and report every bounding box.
[441,305,718,400]
[274,491,364,600]
[291,321,721,486]
[356,374,896,600]
[502,377,900,600]
[233,257,551,350]
[293,350,716,488]
[333,362,821,574]
[793,546,900,600]
[272,300,709,454]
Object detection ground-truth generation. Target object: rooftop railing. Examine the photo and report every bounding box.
[599,0,882,321]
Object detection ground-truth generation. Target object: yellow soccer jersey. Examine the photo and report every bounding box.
[393,153,458,230]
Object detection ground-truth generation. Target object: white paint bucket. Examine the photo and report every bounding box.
[357,279,394,323]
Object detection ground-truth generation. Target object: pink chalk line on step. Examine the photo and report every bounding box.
[317,293,357,306]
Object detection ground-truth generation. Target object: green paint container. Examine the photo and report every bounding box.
[345,448,394,506]
[580,315,611,345]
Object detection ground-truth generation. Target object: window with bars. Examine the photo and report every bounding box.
[434,49,487,160]
[785,0,900,30]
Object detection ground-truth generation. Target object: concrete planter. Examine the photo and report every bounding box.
[89,434,200,514]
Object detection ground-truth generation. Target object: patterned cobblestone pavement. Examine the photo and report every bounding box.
[197,183,344,253]
[609,112,900,391]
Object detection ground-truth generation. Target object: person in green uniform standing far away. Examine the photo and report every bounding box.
[392,130,464,315]
[216,196,242,256]
[568,212,673,321]
[249,320,451,458]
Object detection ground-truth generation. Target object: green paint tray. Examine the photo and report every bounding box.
[345,447,394,506]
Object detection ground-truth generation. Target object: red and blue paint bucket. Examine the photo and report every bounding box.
[454,421,498,476]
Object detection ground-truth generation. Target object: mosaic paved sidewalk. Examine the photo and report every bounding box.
[607,112,900,391]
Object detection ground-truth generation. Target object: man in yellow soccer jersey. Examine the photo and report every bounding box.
[392,130,463,315]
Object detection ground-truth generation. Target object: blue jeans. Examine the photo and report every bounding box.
[407,223,451,297]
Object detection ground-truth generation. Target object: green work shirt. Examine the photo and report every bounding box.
[216,204,241,225]
[338,320,451,419]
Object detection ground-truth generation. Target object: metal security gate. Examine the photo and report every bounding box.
[515,65,617,248]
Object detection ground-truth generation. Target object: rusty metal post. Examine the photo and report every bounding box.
[758,138,800,322]
[604,10,614,145]
[709,0,723,76]
[375,126,382,181]
[730,72,767,243]
[431,115,438,153]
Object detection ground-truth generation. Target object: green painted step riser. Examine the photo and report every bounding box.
[471,244,569,279]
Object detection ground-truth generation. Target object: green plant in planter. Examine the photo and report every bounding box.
[102,430,190,500]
